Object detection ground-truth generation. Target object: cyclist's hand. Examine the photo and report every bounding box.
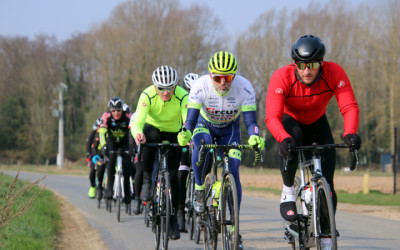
[177,128,192,146]
[344,134,361,151]
[248,135,265,150]
[279,137,296,159]
[135,133,146,145]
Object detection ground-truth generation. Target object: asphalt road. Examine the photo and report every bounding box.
[3,171,400,250]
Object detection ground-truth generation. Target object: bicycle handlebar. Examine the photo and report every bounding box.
[288,143,359,171]
[196,140,263,167]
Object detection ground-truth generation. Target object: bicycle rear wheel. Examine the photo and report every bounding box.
[221,174,239,250]
[160,172,171,250]
[315,177,337,250]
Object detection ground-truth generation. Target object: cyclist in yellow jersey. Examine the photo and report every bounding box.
[131,65,188,240]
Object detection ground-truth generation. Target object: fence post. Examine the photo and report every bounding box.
[394,127,397,195]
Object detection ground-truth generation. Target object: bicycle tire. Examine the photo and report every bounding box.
[153,187,161,249]
[153,204,161,250]
[161,172,171,250]
[116,173,122,222]
[194,222,201,244]
[292,176,311,250]
[315,177,337,250]
[186,172,195,240]
[221,174,239,250]
[204,173,217,250]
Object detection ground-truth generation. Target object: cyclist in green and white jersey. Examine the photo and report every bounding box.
[131,65,188,240]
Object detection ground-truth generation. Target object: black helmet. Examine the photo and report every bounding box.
[108,96,124,110]
[291,35,325,62]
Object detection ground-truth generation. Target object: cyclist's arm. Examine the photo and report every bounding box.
[86,130,96,155]
[131,93,150,138]
[333,69,360,137]
[242,107,260,137]
[97,112,110,149]
[265,70,292,142]
[180,94,189,123]
[183,104,200,132]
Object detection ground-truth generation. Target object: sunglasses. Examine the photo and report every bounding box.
[211,74,235,83]
[157,86,175,93]
[295,61,321,70]
[110,109,122,113]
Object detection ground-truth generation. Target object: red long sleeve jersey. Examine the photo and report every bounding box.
[265,62,359,143]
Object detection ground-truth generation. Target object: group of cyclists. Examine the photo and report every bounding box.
[85,34,361,250]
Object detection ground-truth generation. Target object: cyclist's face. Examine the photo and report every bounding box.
[210,73,234,94]
[156,86,174,101]
[295,61,322,84]
[110,109,122,120]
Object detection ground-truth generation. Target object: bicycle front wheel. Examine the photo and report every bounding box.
[204,173,217,250]
[315,177,337,250]
[116,173,122,222]
[186,171,195,240]
[160,172,171,250]
[221,174,239,250]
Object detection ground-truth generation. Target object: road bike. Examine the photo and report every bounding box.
[106,149,132,221]
[283,143,359,250]
[140,141,183,250]
[196,141,262,250]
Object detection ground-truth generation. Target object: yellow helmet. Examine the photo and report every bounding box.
[208,51,238,74]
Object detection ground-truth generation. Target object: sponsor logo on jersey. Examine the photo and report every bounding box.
[338,80,346,88]
[206,107,239,115]
[276,88,284,94]
[243,88,252,95]
[142,102,147,106]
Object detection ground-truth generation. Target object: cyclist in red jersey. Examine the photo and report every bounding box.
[265,35,361,231]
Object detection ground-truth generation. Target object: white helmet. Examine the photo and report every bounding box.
[152,65,178,88]
[183,73,198,90]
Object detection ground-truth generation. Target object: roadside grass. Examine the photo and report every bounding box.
[337,190,400,207]
[244,185,400,207]
[0,173,61,249]
[0,163,87,176]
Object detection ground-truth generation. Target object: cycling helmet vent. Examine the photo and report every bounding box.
[183,73,199,90]
[108,96,124,110]
[152,65,178,88]
[208,51,238,74]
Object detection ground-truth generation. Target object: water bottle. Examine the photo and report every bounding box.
[211,181,221,207]
[304,187,312,204]
[156,181,161,203]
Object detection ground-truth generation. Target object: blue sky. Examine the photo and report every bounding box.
[0,0,380,42]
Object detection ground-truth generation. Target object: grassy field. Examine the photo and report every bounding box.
[0,172,61,249]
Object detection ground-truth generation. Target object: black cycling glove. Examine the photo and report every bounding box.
[279,137,296,159]
[344,134,361,151]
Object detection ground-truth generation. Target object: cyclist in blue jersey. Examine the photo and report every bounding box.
[177,51,265,248]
